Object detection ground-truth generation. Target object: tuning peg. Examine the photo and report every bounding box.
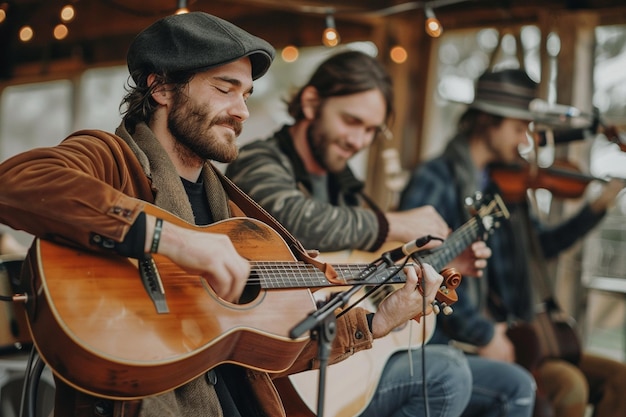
[431,302,441,315]
[442,303,453,315]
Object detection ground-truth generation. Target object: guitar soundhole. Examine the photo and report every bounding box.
[200,277,263,307]
[238,282,261,304]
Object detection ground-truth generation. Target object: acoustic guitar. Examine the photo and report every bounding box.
[17,203,451,400]
[18,193,506,402]
[285,253,439,417]
[285,193,511,417]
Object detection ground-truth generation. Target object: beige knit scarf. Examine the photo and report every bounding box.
[115,121,227,417]
[115,121,230,223]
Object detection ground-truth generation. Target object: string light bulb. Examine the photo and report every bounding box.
[0,3,8,24]
[322,13,340,47]
[176,0,189,14]
[390,45,408,64]
[424,7,443,38]
[60,4,75,23]
[281,45,299,63]
[19,25,34,42]
[54,23,69,40]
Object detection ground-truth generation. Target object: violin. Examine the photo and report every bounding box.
[488,159,607,203]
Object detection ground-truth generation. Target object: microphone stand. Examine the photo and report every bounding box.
[289,253,404,417]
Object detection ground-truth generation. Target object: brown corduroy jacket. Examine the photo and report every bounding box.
[0,122,374,417]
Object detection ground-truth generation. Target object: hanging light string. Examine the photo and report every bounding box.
[424,7,443,38]
[322,11,341,47]
[9,0,470,46]
[202,0,475,43]
[176,0,189,14]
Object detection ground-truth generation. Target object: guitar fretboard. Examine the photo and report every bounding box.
[416,217,483,271]
[250,262,334,288]
[249,261,405,289]
[250,197,506,291]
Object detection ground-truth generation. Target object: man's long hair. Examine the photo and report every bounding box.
[120,69,196,132]
[287,50,394,125]
[458,108,504,138]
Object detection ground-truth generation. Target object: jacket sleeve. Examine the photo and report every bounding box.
[226,142,383,252]
[0,132,150,251]
[273,306,374,378]
[537,204,606,259]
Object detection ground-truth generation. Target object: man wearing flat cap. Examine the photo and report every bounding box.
[399,68,626,417]
[0,11,445,417]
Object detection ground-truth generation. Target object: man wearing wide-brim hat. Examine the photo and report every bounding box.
[398,67,626,417]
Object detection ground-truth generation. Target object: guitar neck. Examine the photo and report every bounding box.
[415,217,482,271]
[294,216,485,289]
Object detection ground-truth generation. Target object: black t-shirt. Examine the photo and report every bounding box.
[118,176,258,416]
[185,176,270,417]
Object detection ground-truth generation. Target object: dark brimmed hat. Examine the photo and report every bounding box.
[127,12,275,82]
[470,69,538,120]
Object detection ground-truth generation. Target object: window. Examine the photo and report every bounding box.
[1,80,72,160]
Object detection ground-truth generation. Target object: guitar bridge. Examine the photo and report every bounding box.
[139,254,169,314]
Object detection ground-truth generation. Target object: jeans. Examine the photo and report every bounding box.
[462,355,536,417]
[358,345,472,417]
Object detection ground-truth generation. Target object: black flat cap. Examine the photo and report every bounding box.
[127,12,275,82]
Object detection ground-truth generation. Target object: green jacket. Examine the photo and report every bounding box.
[226,125,388,253]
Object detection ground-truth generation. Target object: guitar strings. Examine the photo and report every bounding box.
[238,215,482,289]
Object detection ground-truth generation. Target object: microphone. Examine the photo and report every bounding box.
[534,127,593,146]
[529,98,583,119]
[381,235,442,263]
[533,109,601,146]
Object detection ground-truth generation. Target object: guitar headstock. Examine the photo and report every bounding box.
[465,192,510,240]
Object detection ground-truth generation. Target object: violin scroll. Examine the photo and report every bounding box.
[413,267,460,322]
[435,267,460,315]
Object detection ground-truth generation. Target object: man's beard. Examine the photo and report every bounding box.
[168,91,242,164]
[306,121,347,174]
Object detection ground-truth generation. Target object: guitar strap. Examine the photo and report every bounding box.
[212,165,338,281]
[509,200,583,369]
[521,204,557,304]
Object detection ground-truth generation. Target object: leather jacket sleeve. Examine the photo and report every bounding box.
[273,305,374,378]
[0,131,153,251]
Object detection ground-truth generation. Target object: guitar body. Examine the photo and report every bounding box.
[506,299,582,372]
[286,247,436,417]
[21,215,316,400]
[288,301,434,417]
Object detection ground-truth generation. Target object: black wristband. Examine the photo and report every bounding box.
[366,312,375,333]
[114,211,146,259]
[150,218,163,253]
